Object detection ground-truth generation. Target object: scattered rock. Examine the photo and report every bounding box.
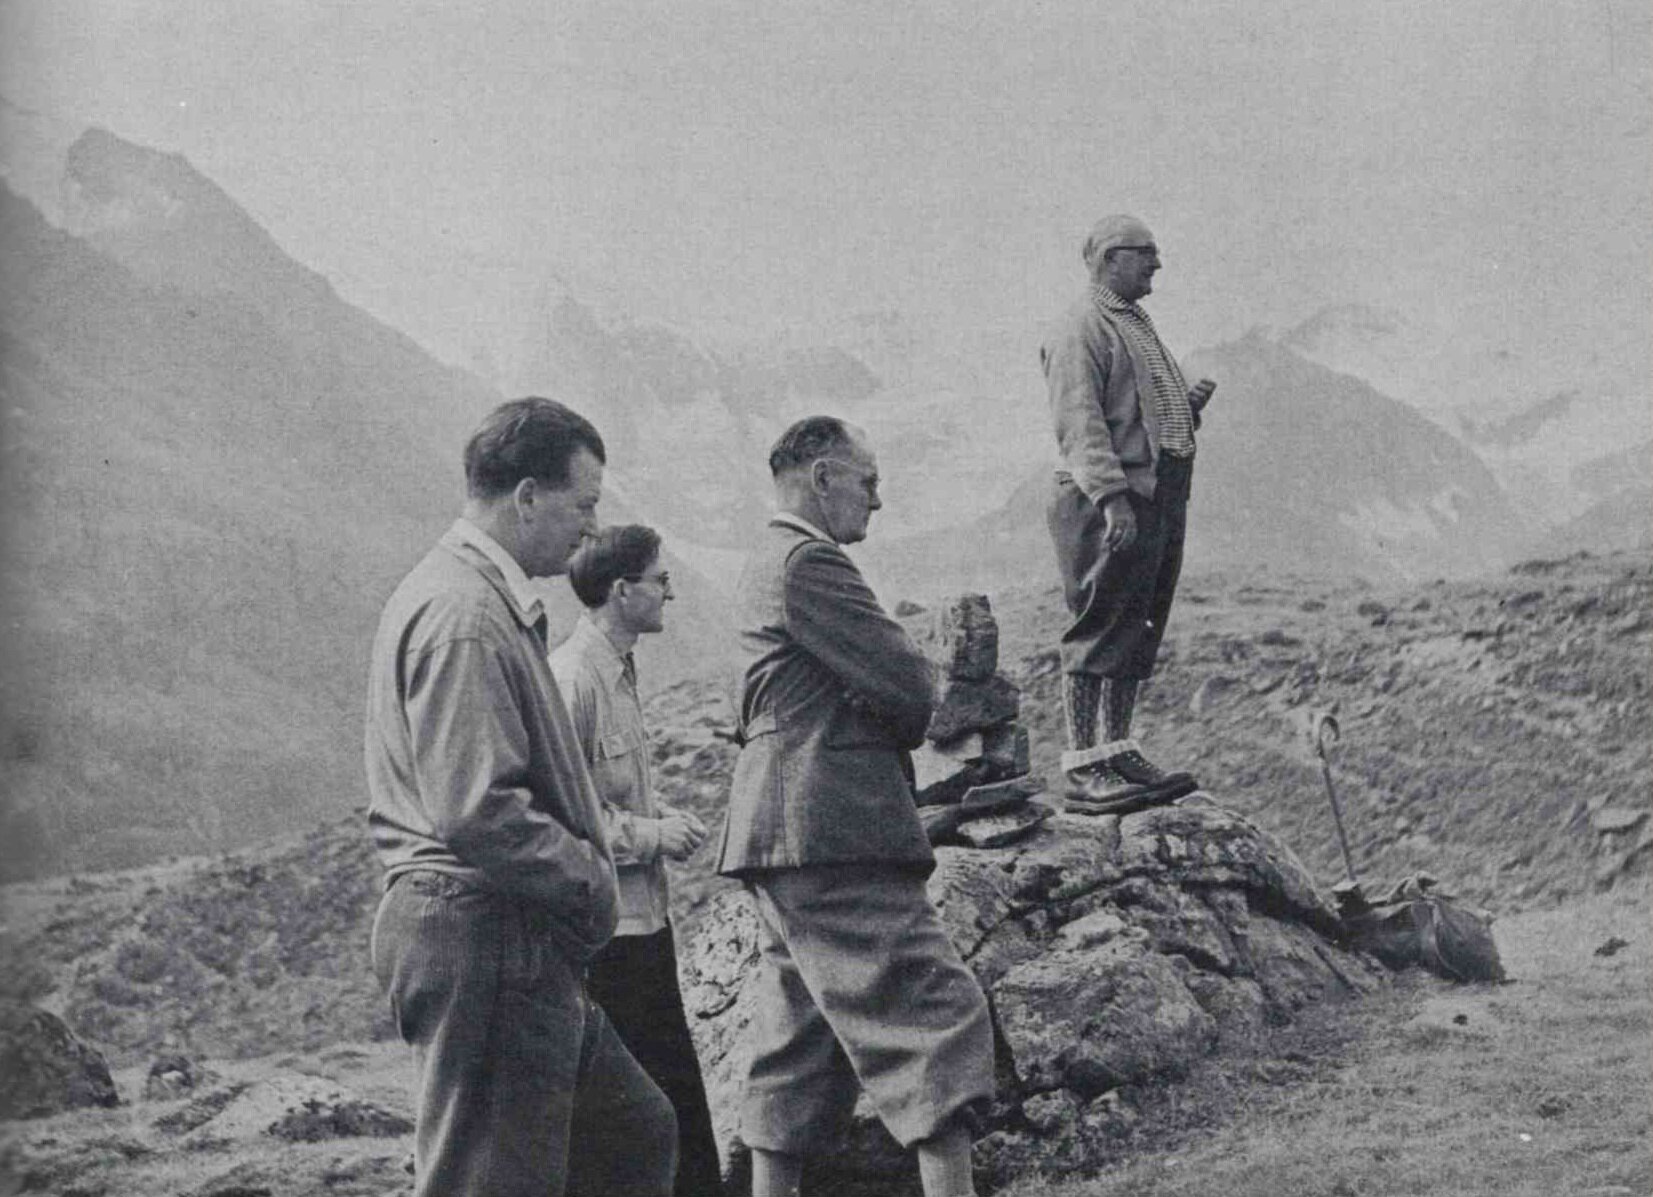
[893,599,927,617]
[1535,1094,1569,1119]
[1020,1088,1081,1135]
[996,941,1219,1096]
[1355,600,1389,619]
[1612,611,1652,636]
[185,1163,277,1197]
[1590,807,1649,835]
[1257,628,1302,648]
[267,1096,413,1141]
[0,1000,120,1120]
[911,737,990,806]
[1190,674,1239,715]
[145,1053,211,1101]
[928,674,1021,743]
[956,805,1051,849]
[1593,936,1630,958]
[960,774,1045,814]
[979,724,1031,776]
[154,1084,252,1135]
[919,804,970,846]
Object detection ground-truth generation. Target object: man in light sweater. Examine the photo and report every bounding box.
[1042,215,1217,813]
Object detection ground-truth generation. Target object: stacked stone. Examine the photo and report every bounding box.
[903,594,1048,850]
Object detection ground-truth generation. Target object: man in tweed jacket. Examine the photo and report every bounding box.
[716,416,994,1197]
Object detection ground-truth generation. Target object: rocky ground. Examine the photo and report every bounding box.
[0,548,1646,1194]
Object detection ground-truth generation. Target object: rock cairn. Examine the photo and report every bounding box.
[903,594,1049,850]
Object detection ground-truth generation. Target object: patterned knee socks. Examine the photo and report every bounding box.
[1101,678,1139,743]
[1061,673,1103,751]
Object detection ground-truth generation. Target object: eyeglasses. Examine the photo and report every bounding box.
[623,571,672,593]
[818,457,880,499]
[1113,244,1161,260]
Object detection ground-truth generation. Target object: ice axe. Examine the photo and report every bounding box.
[1302,705,1359,887]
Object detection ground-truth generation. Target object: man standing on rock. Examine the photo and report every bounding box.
[550,524,722,1197]
[716,415,996,1197]
[1042,214,1216,813]
[364,398,676,1197]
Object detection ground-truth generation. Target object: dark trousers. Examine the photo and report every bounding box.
[372,871,677,1197]
[1046,453,1193,678]
[588,926,724,1197]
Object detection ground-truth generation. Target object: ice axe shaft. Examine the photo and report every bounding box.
[1308,710,1358,885]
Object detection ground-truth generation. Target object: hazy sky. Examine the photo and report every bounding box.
[4,0,1649,384]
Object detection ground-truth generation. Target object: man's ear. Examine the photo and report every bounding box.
[809,459,832,495]
[512,476,539,518]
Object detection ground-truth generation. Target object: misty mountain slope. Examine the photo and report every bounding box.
[1528,483,1653,560]
[0,149,731,884]
[1283,303,1652,529]
[861,333,1527,601]
[509,293,1052,561]
[0,179,485,883]
[1465,391,1653,528]
[1181,334,1526,575]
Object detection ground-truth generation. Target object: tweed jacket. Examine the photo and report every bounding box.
[365,525,619,963]
[715,518,936,876]
[1042,294,1196,505]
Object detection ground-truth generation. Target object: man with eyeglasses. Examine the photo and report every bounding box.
[716,416,995,1197]
[550,524,720,1197]
[1041,214,1218,814]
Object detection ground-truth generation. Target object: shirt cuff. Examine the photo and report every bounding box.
[636,817,663,863]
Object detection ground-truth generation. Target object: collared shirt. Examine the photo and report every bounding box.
[771,511,833,543]
[449,517,546,634]
[549,613,669,937]
[1092,284,1196,458]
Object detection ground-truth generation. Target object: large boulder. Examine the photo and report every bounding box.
[682,798,1383,1185]
[0,1000,120,1119]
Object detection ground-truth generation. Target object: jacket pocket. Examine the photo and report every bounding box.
[596,724,645,760]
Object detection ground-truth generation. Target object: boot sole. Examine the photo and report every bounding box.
[1063,775,1199,816]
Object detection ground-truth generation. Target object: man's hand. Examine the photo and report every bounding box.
[1101,493,1138,552]
[656,809,708,861]
[1188,378,1217,414]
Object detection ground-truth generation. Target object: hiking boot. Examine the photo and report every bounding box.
[1059,747,1195,816]
[1104,739,1198,790]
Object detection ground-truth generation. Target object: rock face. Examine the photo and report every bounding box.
[683,800,1384,1185]
[0,1000,120,1119]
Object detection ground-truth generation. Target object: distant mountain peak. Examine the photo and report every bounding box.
[1279,302,1409,350]
[60,126,334,307]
